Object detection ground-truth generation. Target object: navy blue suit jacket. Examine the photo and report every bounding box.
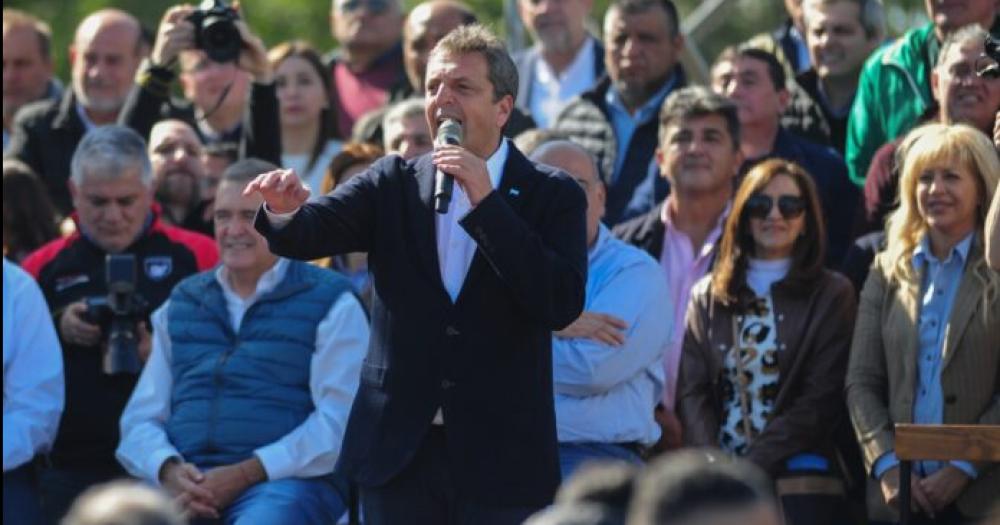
[254,144,588,507]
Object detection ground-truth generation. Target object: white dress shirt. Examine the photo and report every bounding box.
[3,258,64,472]
[116,258,370,483]
[530,39,597,129]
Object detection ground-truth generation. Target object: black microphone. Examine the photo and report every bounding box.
[434,118,463,214]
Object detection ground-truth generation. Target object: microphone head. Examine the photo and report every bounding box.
[437,118,464,146]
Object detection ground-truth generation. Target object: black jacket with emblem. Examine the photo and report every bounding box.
[21,209,217,471]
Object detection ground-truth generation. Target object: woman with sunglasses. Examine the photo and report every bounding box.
[846,123,1000,525]
[269,41,343,195]
[677,158,857,525]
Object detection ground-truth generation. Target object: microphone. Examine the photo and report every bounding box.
[434,118,463,214]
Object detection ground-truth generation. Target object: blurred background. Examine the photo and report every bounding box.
[8,0,932,83]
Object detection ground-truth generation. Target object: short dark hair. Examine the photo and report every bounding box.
[715,46,787,91]
[432,24,518,102]
[608,0,680,37]
[221,158,280,185]
[658,85,741,149]
[627,450,776,525]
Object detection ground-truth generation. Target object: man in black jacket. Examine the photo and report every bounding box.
[249,25,587,525]
[6,9,144,216]
[21,126,217,524]
[117,4,281,166]
[552,0,686,225]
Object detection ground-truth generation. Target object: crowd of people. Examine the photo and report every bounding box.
[2,0,999,524]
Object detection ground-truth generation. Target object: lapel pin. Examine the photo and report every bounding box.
[509,188,520,197]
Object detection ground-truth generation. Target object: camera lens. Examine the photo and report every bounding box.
[202,15,241,63]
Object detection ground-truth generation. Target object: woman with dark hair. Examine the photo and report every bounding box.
[3,159,60,263]
[269,41,343,194]
[677,159,857,525]
[847,123,999,525]
[320,142,384,195]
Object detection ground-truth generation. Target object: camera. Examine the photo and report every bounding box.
[976,34,999,79]
[84,254,149,376]
[187,0,242,64]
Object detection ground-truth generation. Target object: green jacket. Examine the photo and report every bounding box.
[845,23,936,188]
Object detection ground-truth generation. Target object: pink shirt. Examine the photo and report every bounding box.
[658,200,730,409]
[331,51,402,138]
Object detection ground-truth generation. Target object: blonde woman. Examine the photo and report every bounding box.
[846,123,1000,525]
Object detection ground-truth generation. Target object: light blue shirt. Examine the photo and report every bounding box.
[872,233,977,480]
[604,76,676,183]
[552,224,671,445]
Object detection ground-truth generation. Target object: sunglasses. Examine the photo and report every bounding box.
[745,194,806,220]
[339,0,392,14]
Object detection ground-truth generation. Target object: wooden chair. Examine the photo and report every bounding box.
[894,423,1000,525]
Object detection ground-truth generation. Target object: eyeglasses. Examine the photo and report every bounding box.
[745,194,806,220]
[338,0,392,14]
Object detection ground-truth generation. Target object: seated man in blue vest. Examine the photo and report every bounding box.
[531,140,671,480]
[116,158,369,524]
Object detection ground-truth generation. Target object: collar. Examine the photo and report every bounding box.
[484,138,510,190]
[588,222,611,260]
[912,232,974,268]
[215,257,289,300]
[536,37,595,85]
[74,100,98,131]
[604,72,676,121]
[661,199,733,256]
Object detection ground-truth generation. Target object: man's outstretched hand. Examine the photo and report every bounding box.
[243,169,311,215]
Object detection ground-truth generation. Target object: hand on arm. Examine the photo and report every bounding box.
[160,459,219,519]
[554,312,627,347]
[200,457,267,510]
[879,466,936,518]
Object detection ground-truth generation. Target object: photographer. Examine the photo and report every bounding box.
[21,126,217,523]
[119,2,281,166]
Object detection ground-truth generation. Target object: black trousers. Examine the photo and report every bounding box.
[361,427,542,525]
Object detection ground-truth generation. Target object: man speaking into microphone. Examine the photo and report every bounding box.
[245,24,588,524]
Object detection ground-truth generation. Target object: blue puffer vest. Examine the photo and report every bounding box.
[165,260,352,468]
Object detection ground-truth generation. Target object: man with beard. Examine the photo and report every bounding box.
[552,0,686,225]
[7,9,144,216]
[149,120,214,236]
[514,0,604,128]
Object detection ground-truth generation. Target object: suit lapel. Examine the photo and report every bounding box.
[410,155,448,297]
[454,144,536,304]
[895,276,922,396]
[941,243,984,370]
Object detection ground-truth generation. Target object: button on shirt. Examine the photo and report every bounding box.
[605,76,676,183]
[530,39,597,129]
[872,233,977,480]
[659,200,730,409]
[116,258,370,482]
[3,259,64,472]
[553,225,671,445]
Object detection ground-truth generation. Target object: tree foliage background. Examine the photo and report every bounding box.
[8,0,930,82]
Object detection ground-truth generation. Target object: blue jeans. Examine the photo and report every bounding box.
[189,477,346,525]
[558,442,643,481]
[4,463,44,525]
